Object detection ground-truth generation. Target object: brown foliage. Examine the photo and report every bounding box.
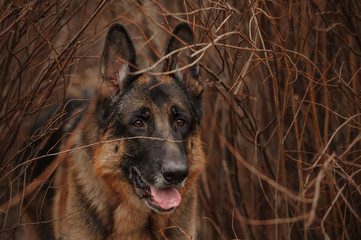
[1,0,360,239]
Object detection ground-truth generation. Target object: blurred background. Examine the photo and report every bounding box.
[1,0,361,239]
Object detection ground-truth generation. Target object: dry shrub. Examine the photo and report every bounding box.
[1,0,360,239]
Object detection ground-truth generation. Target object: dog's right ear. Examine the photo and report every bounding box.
[100,24,137,96]
[164,23,203,99]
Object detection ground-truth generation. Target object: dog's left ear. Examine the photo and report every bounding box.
[164,23,203,98]
[101,23,137,96]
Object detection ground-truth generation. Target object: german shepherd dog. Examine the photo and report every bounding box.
[52,23,205,239]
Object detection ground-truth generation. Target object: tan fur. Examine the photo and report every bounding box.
[51,96,205,239]
[52,23,205,240]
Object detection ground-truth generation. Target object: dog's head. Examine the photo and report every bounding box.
[93,23,204,213]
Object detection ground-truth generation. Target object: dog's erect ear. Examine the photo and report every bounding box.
[101,24,137,95]
[164,23,203,98]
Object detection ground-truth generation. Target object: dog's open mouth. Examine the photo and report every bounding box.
[131,168,181,213]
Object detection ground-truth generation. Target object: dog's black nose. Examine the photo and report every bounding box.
[162,158,189,184]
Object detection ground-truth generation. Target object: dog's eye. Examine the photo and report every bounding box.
[176,118,185,127]
[133,119,144,128]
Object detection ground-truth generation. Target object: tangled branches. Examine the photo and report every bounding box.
[1,0,361,239]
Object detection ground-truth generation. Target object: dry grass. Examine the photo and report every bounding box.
[1,0,361,239]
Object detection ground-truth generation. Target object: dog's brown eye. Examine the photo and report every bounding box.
[133,120,144,128]
[176,118,185,127]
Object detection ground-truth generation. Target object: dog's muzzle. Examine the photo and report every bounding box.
[131,167,187,213]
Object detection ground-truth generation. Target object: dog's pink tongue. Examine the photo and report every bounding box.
[150,186,181,210]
